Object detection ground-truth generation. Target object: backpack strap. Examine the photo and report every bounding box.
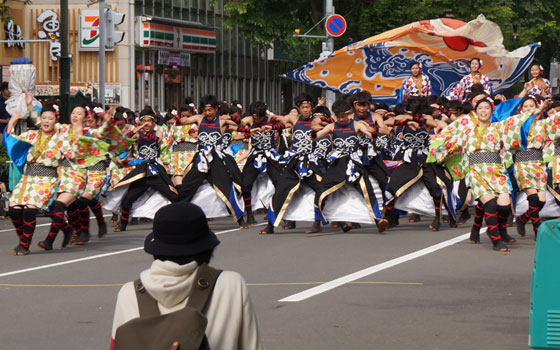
[133,278,161,318]
[186,264,222,313]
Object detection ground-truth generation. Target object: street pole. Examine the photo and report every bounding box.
[99,0,106,108]
[324,0,335,108]
[59,0,71,123]
[129,0,135,110]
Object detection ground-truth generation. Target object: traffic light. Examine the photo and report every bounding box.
[105,10,125,49]
[294,29,301,35]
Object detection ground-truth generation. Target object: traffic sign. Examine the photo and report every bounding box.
[325,14,346,37]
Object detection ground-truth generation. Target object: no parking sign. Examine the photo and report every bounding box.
[325,14,346,37]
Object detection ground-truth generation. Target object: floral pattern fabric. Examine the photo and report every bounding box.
[430,110,533,199]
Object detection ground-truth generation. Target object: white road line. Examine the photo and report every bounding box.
[279,229,486,303]
[0,222,256,278]
[0,214,113,233]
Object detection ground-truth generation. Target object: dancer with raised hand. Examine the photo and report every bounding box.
[176,94,244,224]
[259,93,325,235]
[113,107,178,232]
[429,98,535,251]
[237,101,283,227]
[4,102,79,255]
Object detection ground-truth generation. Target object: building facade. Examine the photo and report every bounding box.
[0,0,309,114]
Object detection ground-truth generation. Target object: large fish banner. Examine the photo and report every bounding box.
[285,14,539,105]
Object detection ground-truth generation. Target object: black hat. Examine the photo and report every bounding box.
[144,203,220,257]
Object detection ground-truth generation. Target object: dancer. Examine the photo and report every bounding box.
[166,105,198,186]
[401,61,432,100]
[430,98,535,251]
[387,97,454,231]
[448,58,492,101]
[514,95,557,239]
[311,99,387,232]
[176,94,244,224]
[5,103,78,255]
[72,105,113,244]
[259,93,325,235]
[238,101,283,227]
[519,64,552,98]
[113,107,178,232]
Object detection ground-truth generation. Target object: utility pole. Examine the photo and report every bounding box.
[59,0,71,123]
[99,0,106,108]
[293,0,337,108]
[323,0,335,108]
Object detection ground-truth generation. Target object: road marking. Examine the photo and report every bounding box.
[0,223,256,278]
[279,229,485,302]
[0,281,423,288]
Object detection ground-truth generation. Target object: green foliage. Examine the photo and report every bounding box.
[221,0,560,70]
[0,0,32,23]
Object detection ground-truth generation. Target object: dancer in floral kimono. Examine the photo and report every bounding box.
[4,102,78,255]
[166,105,198,186]
[513,95,559,239]
[429,98,535,251]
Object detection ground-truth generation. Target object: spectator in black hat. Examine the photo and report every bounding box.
[111,202,263,350]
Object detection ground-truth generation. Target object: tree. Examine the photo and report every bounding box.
[221,0,560,72]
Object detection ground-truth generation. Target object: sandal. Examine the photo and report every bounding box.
[13,244,30,256]
[408,214,421,223]
[259,223,274,235]
[306,220,322,234]
[377,219,389,233]
[457,210,471,225]
[283,221,296,230]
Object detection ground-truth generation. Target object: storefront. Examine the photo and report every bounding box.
[135,16,215,110]
[0,1,28,81]
[20,5,122,103]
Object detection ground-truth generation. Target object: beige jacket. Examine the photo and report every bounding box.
[111,260,263,350]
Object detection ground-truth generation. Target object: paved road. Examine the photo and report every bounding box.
[0,212,535,349]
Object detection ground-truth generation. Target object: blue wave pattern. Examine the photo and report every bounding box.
[286,42,540,106]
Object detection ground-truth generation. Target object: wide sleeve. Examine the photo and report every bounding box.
[427,117,464,163]
[29,109,41,126]
[425,75,432,95]
[88,119,111,139]
[482,75,492,95]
